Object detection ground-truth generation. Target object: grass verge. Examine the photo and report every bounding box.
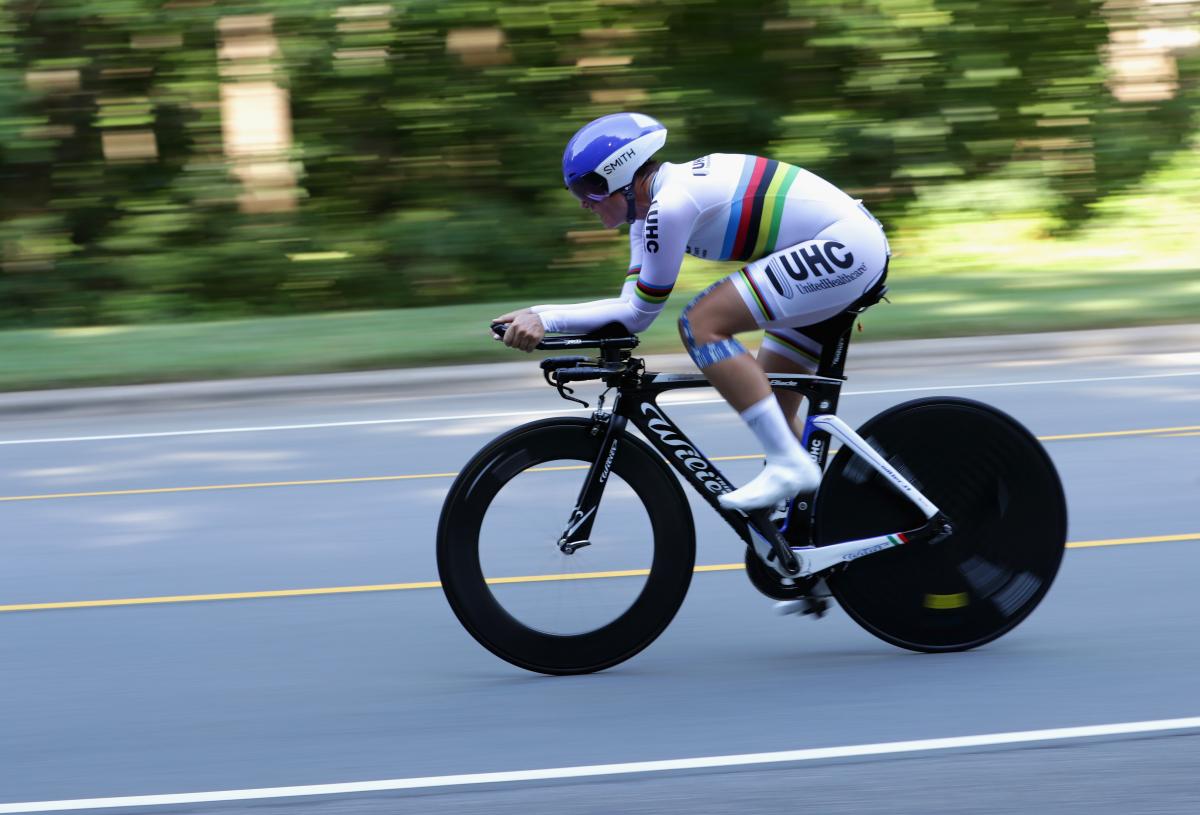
[2,266,1197,391]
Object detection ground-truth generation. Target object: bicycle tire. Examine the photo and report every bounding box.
[813,397,1067,652]
[437,417,696,675]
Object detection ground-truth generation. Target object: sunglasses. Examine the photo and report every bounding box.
[566,171,611,202]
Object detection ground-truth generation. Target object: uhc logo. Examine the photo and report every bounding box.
[781,241,855,281]
[765,241,855,296]
[644,205,661,254]
[765,260,795,299]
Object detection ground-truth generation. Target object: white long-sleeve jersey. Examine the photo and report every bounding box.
[532,153,864,334]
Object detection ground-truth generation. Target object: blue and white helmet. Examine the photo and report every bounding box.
[562,112,668,202]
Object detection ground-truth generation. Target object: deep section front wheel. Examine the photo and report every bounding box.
[814,397,1067,652]
[437,417,695,675]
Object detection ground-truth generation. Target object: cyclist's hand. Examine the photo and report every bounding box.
[491,309,544,352]
[489,309,522,342]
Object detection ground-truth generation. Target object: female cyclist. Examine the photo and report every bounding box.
[493,112,889,512]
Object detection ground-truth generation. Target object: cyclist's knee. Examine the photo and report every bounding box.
[679,280,752,368]
[677,307,716,346]
[680,283,723,340]
[679,308,747,368]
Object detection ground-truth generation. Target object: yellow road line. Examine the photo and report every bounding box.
[0,581,442,612]
[0,424,1191,503]
[0,474,461,502]
[0,456,765,502]
[2,532,1196,614]
[486,568,650,584]
[1038,425,1200,441]
[1065,532,1200,548]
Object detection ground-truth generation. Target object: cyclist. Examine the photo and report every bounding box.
[493,112,889,512]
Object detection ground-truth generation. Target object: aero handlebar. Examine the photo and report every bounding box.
[490,322,639,352]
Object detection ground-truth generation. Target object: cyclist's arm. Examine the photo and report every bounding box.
[532,195,694,334]
[620,221,645,300]
[526,225,642,323]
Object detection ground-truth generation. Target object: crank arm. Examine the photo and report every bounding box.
[745,509,802,577]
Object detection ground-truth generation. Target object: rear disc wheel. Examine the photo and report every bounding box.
[814,397,1067,652]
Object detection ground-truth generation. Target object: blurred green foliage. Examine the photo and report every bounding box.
[0,0,1195,327]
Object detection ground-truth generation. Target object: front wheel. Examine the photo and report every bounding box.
[813,397,1067,652]
[437,417,696,675]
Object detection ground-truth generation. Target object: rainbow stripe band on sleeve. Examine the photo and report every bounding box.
[625,266,641,284]
[635,278,673,305]
[720,157,802,262]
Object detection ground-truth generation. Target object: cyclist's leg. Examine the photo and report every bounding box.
[679,280,820,511]
[761,317,856,426]
[683,213,888,511]
[677,280,770,411]
[759,329,820,431]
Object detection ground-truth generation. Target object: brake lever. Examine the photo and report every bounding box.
[550,371,588,408]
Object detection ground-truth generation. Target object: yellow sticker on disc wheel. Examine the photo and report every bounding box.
[924,592,969,610]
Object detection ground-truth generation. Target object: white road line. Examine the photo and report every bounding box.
[1,370,1198,446]
[3,716,1198,812]
[847,369,1200,396]
[0,409,590,446]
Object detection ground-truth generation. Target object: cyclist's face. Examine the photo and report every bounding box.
[581,192,626,229]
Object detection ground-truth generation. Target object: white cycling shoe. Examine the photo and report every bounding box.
[717,457,821,513]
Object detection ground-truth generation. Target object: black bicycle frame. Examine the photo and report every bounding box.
[558,370,845,574]
[548,286,878,577]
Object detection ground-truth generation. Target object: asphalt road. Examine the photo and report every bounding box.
[2,329,1199,813]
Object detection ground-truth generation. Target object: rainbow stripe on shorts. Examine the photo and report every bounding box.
[737,267,775,321]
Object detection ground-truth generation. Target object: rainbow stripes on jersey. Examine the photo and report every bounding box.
[720,157,802,262]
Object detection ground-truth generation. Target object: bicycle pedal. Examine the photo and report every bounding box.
[802,596,830,618]
[773,596,829,619]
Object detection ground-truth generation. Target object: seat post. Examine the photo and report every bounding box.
[815,314,857,380]
[816,264,889,380]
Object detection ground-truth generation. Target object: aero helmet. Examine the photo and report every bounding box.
[562,112,667,222]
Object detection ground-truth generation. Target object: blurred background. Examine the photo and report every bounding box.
[5,5,1200,809]
[0,0,1196,387]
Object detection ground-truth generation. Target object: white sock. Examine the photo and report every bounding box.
[739,395,805,464]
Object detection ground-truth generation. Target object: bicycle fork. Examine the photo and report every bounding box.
[557,400,626,554]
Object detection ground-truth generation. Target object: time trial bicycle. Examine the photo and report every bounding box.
[437,279,1067,675]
